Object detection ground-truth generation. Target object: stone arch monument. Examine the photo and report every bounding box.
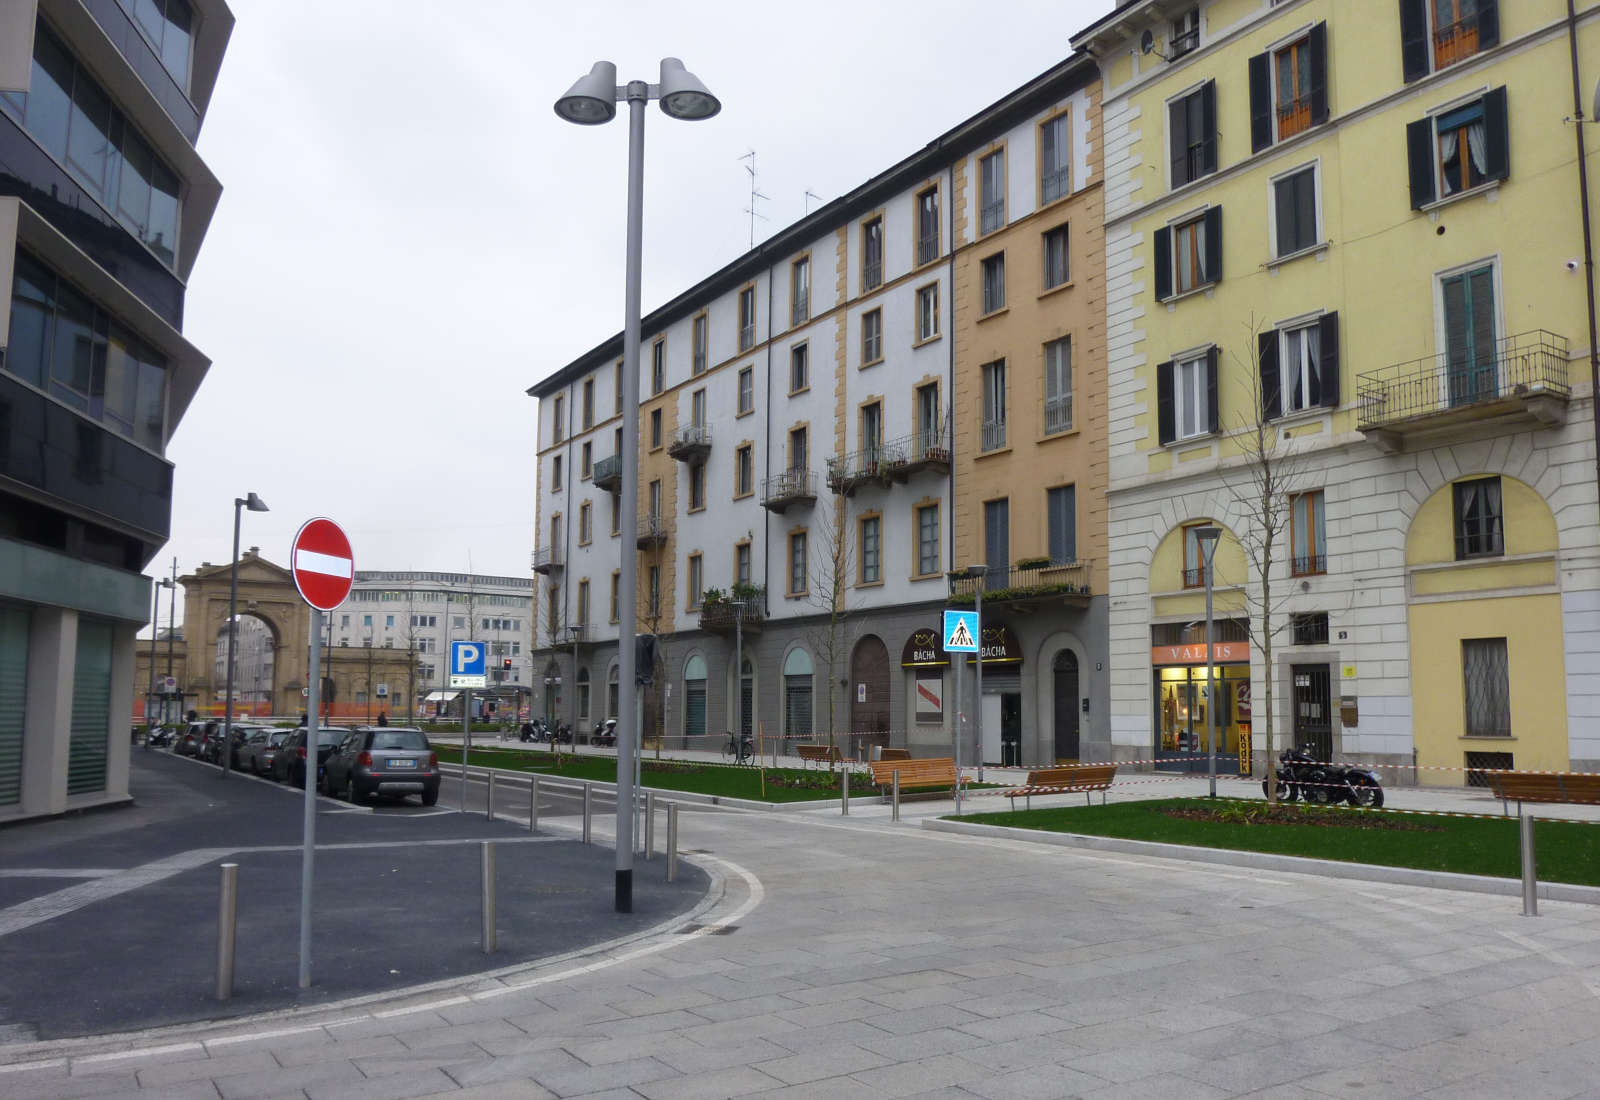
[180,548,311,717]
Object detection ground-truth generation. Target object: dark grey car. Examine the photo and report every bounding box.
[322,727,440,806]
[270,727,347,787]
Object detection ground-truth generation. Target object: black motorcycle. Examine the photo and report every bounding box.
[592,719,617,747]
[519,720,541,743]
[1264,747,1384,808]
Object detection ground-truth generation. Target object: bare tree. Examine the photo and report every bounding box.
[805,499,862,765]
[634,541,669,755]
[1218,318,1313,804]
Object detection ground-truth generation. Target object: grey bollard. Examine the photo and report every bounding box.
[892,770,900,822]
[216,862,238,1001]
[645,791,656,859]
[841,767,850,815]
[582,782,592,844]
[667,802,679,882]
[529,774,539,832]
[481,841,497,953]
[1521,809,1538,917]
[486,770,496,821]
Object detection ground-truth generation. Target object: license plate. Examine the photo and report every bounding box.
[388,759,416,769]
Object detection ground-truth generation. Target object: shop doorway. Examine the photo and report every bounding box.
[1001,693,1022,766]
[850,635,890,735]
[1052,650,1080,761]
[1154,665,1249,773]
[1292,664,1332,761]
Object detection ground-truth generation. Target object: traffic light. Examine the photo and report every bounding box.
[502,658,513,670]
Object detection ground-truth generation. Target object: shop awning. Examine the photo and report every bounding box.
[423,691,461,703]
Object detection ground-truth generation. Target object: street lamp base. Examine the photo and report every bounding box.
[615,868,632,913]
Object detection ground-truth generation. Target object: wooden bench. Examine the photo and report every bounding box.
[869,756,959,799]
[1487,771,1600,815]
[1004,764,1118,810]
[877,748,911,761]
[796,744,844,768]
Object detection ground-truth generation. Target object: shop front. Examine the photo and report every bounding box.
[969,624,1023,766]
[1152,639,1251,774]
[901,628,948,754]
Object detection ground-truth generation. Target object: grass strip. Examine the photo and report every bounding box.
[958,797,1600,887]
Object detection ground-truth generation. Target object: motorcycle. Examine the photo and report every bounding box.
[519,720,543,743]
[1264,747,1384,808]
[592,719,617,747]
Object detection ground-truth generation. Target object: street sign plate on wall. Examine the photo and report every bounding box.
[290,518,354,611]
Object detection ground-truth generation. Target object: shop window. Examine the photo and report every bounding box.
[1462,638,1510,736]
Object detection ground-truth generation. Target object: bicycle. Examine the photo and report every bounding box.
[723,732,755,764]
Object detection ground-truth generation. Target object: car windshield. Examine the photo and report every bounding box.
[372,731,429,751]
[269,732,291,746]
[316,731,345,747]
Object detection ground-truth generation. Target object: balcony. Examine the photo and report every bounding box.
[981,418,1007,452]
[1043,395,1073,437]
[949,559,1093,609]
[636,511,671,549]
[886,420,952,483]
[826,447,894,497]
[698,585,766,635]
[532,546,562,575]
[668,423,712,463]
[1357,330,1570,454]
[762,469,816,513]
[593,454,623,494]
[917,233,939,266]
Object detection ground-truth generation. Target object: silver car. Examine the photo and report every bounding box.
[322,727,440,806]
[239,728,293,775]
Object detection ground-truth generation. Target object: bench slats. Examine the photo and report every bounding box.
[869,757,957,790]
[1489,770,1600,806]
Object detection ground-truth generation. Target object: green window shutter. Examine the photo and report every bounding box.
[0,606,29,805]
[68,619,113,796]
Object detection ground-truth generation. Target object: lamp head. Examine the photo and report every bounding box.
[963,563,987,578]
[1194,525,1222,563]
[658,57,720,120]
[554,60,619,125]
[244,492,269,513]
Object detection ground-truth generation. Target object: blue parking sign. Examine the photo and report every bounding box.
[450,640,486,687]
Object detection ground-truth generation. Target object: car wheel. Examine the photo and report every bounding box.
[421,786,438,807]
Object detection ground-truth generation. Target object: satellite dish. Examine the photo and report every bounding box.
[1141,29,1156,55]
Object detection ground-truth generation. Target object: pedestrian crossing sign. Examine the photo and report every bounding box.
[943,610,979,652]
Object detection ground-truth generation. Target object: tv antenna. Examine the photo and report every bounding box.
[740,150,768,249]
[804,189,822,215]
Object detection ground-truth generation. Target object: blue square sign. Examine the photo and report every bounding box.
[449,640,487,688]
[943,610,979,652]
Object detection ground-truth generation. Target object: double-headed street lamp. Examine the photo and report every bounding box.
[1192,525,1222,797]
[222,492,269,778]
[555,57,720,914]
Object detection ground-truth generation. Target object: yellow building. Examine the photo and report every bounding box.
[1075,0,1600,782]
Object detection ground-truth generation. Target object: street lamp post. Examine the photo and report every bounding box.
[1193,526,1222,798]
[222,493,269,777]
[731,600,746,761]
[556,56,720,913]
[567,625,583,740]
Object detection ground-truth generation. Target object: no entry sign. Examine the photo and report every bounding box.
[290,518,354,611]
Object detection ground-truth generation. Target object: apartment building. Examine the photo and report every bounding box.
[1076,0,1600,780]
[530,54,1105,764]
[0,0,232,820]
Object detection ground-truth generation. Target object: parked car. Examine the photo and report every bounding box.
[202,724,263,767]
[270,727,348,788]
[239,728,293,776]
[322,727,440,806]
[173,722,208,757]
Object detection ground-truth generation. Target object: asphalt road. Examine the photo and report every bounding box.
[0,750,708,1042]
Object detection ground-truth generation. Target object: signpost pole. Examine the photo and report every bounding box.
[953,650,963,816]
[299,609,321,989]
[462,687,472,812]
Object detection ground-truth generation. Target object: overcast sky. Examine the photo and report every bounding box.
[161,0,1105,625]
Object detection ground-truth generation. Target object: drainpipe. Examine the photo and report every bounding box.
[1568,0,1600,503]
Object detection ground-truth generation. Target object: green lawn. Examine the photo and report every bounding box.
[959,798,1600,887]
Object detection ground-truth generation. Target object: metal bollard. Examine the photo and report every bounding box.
[1521,809,1538,917]
[216,862,238,1001]
[481,841,497,953]
[529,774,539,832]
[841,767,850,815]
[892,770,901,822]
[667,802,678,882]
[486,770,496,821]
[582,782,592,844]
[645,791,656,860]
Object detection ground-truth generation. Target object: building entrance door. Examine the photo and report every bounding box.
[1292,664,1332,761]
[1052,650,1080,762]
[850,636,890,735]
[1001,693,1022,766]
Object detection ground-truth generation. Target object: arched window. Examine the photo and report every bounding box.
[783,648,813,739]
[684,655,707,742]
[576,667,590,722]
[607,664,619,719]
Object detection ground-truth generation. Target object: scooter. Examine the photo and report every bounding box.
[1264,747,1384,808]
[592,719,617,747]
[519,720,544,743]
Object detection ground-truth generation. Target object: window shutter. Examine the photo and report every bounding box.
[1200,81,1219,175]
[1482,86,1509,182]
[1169,97,1189,185]
[1154,226,1172,301]
[1258,330,1281,420]
[1203,207,1223,284]
[1399,0,1429,83]
[1157,360,1175,445]
[1248,52,1271,152]
[1478,0,1500,50]
[1407,118,1436,208]
[1308,23,1329,126]
[1318,311,1340,408]
[1205,347,1220,434]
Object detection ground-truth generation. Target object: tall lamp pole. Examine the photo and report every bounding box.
[222,493,269,777]
[556,57,720,913]
[732,600,746,760]
[146,577,169,738]
[1194,526,1221,798]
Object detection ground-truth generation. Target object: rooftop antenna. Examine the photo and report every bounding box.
[740,150,768,250]
[804,189,821,215]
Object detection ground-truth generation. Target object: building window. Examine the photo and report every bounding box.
[610,494,620,536]
[691,387,706,429]
[1402,0,1499,82]
[1462,637,1511,736]
[1042,225,1070,290]
[981,253,1006,314]
[1292,612,1330,645]
[581,441,592,479]
[1250,26,1328,151]
[650,338,665,395]
[738,364,754,413]
[650,408,662,449]
[552,395,564,443]
[689,463,706,511]
[1261,314,1339,417]
[735,541,751,587]
[861,309,883,365]
[610,572,619,622]
[551,455,563,491]
[1453,476,1503,559]
[735,443,753,497]
[789,426,808,475]
[687,554,703,610]
[581,378,595,429]
[1170,7,1200,57]
[1155,209,1222,301]
[1274,165,1320,257]
[1047,485,1077,564]
[1291,490,1326,575]
[1441,264,1498,407]
[916,283,939,342]
[738,285,756,351]
[984,499,1009,582]
[1040,114,1071,205]
[1408,89,1509,208]
[578,501,592,545]
[119,0,194,90]
[1157,349,1218,444]
[981,359,1007,451]
[1182,523,1213,588]
[1169,81,1218,189]
[979,150,1005,235]
[860,401,883,458]
[692,312,708,375]
[1044,337,1073,435]
[859,515,881,585]
[572,580,588,628]
[615,360,624,412]
[647,565,661,617]
[648,478,662,520]
[862,217,883,291]
[790,343,809,393]
[791,256,810,326]
[916,186,940,265]
[916,503,940,576]
[789,530,808,595]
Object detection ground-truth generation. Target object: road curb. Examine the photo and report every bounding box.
[921,817,1600,906]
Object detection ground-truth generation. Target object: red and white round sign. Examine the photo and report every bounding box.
[290,518,354,611]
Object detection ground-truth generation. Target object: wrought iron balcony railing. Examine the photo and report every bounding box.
[667,423,712,462]
[917,233,939,266]
[636,512,671,549]
[1356,329,1569,433]
[532,546,562,574]
[698,586,767,634]
[593,454,622,492]
[762,468,816,512]
[948,559,1093,605]
[981,417,1007,452]
[1044,395,1073,436]
[886,419,951,482]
